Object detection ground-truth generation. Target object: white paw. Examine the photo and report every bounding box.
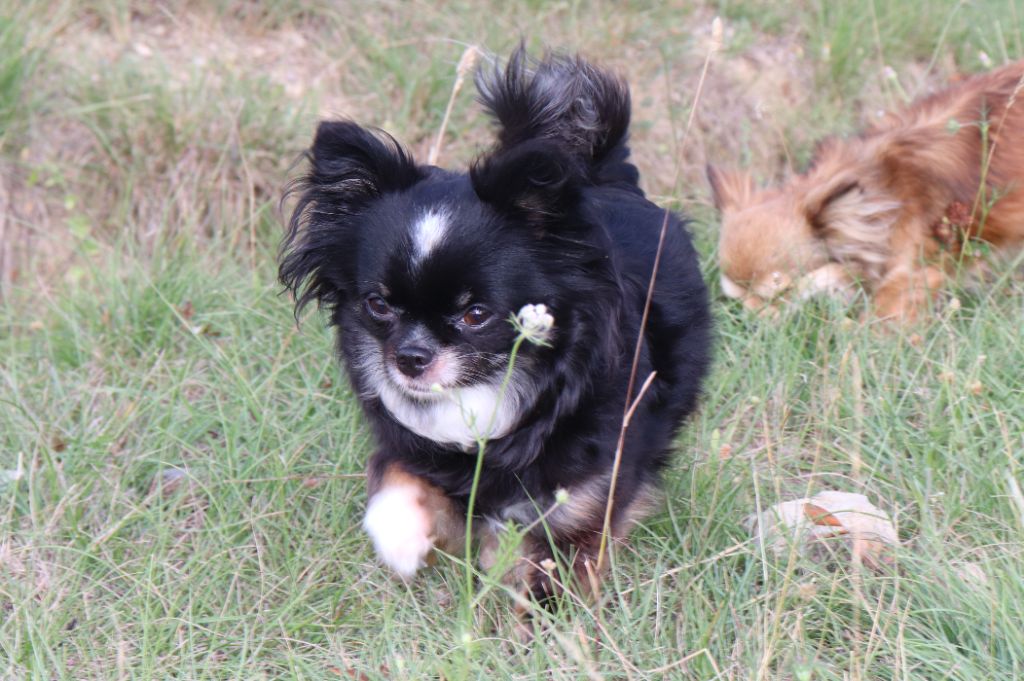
[362,485,433,578]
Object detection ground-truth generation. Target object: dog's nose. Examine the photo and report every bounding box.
[395,345,434,378]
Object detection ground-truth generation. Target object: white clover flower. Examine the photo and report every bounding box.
[515,303,554,346]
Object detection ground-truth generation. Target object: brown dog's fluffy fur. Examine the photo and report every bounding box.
[709,61,1024,321]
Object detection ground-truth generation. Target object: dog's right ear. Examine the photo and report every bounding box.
[279,121,422,317]
[706,165,755,212]
[305,121,422,201]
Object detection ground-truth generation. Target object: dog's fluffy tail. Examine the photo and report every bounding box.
[475,47,636,186]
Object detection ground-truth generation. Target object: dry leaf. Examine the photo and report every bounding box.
[747,490,897,569]
[803,503,843,527]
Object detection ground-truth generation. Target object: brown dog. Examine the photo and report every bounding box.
[709,61,1024,321]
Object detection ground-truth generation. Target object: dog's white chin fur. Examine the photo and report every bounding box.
[362,484,433,578]
[377,378,528,451]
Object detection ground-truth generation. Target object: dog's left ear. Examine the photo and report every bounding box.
[706,165,755,212]
[470,139,583,224]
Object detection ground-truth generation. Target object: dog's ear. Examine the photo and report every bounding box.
[800,168,897,279]
[470,139,583,223]
[279,121,422,316]
[801,171,860,232]
[706,165,755,212]
[304,120,421,211]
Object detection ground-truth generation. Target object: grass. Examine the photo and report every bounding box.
[1,0,1023,678]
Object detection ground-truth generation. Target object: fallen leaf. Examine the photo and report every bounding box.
[803,503,843,527]
[747,490,898,569]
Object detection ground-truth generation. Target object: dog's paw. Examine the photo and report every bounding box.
[362,484,434,578]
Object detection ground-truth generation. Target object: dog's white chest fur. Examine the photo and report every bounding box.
[377,382,523,450]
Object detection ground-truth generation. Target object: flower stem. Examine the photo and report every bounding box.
[462,334,527,626]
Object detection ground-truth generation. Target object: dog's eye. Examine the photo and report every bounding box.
[461,305,493,328]
[364,294,394,320]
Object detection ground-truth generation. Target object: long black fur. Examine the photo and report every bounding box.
[279,47,711,596]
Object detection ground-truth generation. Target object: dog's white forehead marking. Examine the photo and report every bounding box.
[411,209,449,264]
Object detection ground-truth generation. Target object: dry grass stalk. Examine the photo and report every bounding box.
[595,16,724,575]
[679,15,722,154]
[428,45,481,166]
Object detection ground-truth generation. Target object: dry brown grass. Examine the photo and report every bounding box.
[2,0,973,295]
[6,0,994,301]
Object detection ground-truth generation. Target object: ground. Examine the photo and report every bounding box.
[0,1,1022,679]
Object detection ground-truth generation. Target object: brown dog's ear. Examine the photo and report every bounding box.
[801,171,860,232]
[799,167,897,279]
[706,165,755,211]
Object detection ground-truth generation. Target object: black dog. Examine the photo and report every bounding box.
[279,48,711,600]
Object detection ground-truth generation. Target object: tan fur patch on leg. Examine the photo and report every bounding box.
[613,482,661,536]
